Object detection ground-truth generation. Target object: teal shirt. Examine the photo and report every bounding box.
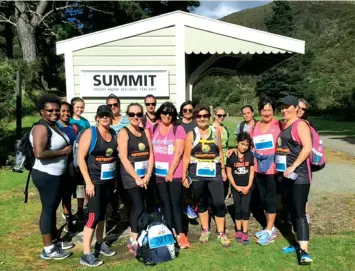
[69,117,90,132]
[111,115,130,134]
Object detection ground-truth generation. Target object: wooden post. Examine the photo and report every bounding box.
[16,71,22,139]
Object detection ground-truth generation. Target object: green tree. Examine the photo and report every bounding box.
[265,1,294,36]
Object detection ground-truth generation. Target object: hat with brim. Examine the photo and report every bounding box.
[280,95,299,106]
[96,105,113,117]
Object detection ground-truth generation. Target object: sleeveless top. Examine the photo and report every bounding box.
[110,115,130,134]
[214,125,229,164]
[87,128,118,184]
[276,121,311,184]
[30,125,69,176]
[188,126,222,182]
[120,127,150,189]
[251,119,281,175]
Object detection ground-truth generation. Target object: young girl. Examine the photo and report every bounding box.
[70,97,90,222]
[226,132,254,245]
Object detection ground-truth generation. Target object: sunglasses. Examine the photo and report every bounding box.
[217,114,227,118]
[183,108,193,113]
[145,103,156,107]
[196,114,210,119]
[108,103,118,108]
[127,112,143,118]
[299,107,308,112]
[161,110,173,116]
[44,109,60,113]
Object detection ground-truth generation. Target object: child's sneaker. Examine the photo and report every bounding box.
[199,230,211,244]
[217,233,231,247]
[241,233,250,245]
[235,231,243,243]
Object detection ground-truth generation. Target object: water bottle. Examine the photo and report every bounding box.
[12,140,25,173]
[312,140,323,165]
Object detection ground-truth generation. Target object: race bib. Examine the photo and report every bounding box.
[135,160,148,177]
[100,162,116,180]
[155,161,169,177]
[253,134,274,150]
[275,155,287,172]
[196,162,216,177]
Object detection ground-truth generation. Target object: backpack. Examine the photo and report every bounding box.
[291,119,325,172]
[73,126,116,168]
[136,211,177,265]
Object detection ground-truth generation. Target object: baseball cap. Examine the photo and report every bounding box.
[280,95,299,106]
[96,105,113,117]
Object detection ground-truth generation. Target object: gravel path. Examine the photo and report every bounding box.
[322,135,355,156]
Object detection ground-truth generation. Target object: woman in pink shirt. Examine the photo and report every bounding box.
[151,102,191,249]
[251,97,282,246]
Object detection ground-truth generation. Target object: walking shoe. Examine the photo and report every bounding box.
[40,246,72,260]
[177,233,190,249]
[128,238,138,256]
[185,205,198,219]
[235,231,243,243]
[255,228,277,239]
[241,233,250,245]
[282,244,299,254]
[299,249,313,265]
[199,230,211,244]
[80,252,103,267]
[53,238,75,250]
[217,233,231,247]
[256,232,275,246]
[95,242,116,257]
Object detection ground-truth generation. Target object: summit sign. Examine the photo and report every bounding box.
[80,70,169,97]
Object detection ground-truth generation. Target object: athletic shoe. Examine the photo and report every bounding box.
[128,238,138,256]
[53,238,75,250]
[299,249,313,265]
[256,232,274,246]
[235,231,243,243]
[199,230,211,244]
[80,252,103,267]
[40,246,72,260]
[217,233,231,247]
[241,233,250,245]
[177,233,190,249]
[185,205,198,219]
[255,228,277,239]
[282,244,299,254]
[95,242,116,257]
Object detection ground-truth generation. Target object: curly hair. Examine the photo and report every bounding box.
[37,94,61,112]
[155,102,178,122]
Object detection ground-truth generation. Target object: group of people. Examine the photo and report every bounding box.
[29,92,314,267]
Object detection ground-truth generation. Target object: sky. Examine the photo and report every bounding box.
[192,1,271,19]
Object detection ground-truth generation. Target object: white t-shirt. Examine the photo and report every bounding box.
[30,125,69,176]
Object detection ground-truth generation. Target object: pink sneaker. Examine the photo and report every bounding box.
[241,233,250,245]
[235,231,243,243]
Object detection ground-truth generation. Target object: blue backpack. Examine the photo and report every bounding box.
[73,126,116,168]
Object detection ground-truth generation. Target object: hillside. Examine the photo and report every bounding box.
[194,2,355,118]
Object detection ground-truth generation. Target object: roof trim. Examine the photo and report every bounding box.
[56,11,305,55]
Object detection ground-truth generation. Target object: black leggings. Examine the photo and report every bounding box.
[156,179,183,234]
[86,181,114,229]
[283,179,310,241]
[255,173,277,214]
[192,180,225,217]
[126,187,145,233]
[231,187,252,220]
[32,169,62,235]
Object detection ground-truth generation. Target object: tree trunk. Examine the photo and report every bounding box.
[15,1,37,61]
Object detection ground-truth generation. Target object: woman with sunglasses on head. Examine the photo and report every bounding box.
[212,107,230,199]
[106,94,130,133]
[277,96,313,264]
[78,105,118,267]
[30,94,73,260]
[152,102,191,248]
[182,104,230,247]
[118,103,154,256]
[252,97,282,246]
